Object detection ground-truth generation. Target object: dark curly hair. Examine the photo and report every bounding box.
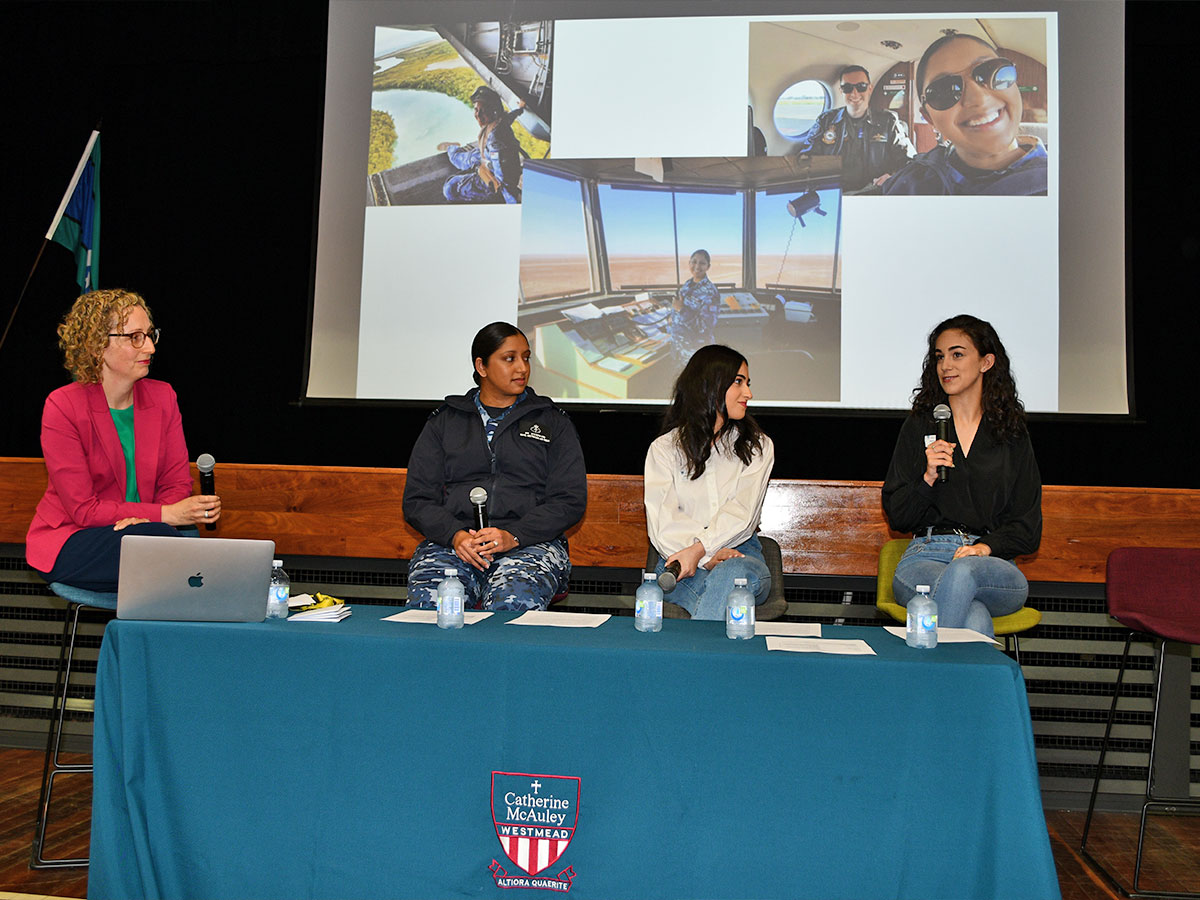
[660,344,765,479]
[911,314,1027,442]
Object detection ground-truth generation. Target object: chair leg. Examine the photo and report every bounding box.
[1129,639,1200,898]
[1081,632,1132,851]
[1080,633,1200,899]
[30,601,89,869]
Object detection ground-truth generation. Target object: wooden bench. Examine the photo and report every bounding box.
[4,457,1200,582]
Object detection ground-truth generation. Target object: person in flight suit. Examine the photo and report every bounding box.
[793,65,915,191]
[440,86,523,204]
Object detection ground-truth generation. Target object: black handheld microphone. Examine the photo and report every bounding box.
[196,453,216,530]
[932,404,952,484]
[658,560,681,593]
[469,486,489,530]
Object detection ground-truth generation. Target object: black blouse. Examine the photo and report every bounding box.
[882,412,1042,560]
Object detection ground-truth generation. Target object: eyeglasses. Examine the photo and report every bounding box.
[107,327,161,348]
[921,58,1017,111]
[840,82,870,94]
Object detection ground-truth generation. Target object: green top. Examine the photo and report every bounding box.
[109,406,140,502]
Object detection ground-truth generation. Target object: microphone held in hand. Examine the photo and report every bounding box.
[932,404,952,483]
[469,486,489,530]
[196,453,216,530]
[658,559,681,593]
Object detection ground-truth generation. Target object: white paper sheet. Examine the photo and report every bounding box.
[382,609,493,625]
[883,626,1001,646]
[765,637,876,656]
[507,611,610,628]
[755,622,821,637]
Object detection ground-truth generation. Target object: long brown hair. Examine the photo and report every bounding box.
[660,345,765,479]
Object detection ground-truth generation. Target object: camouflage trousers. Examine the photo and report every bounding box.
[406,537,570,612]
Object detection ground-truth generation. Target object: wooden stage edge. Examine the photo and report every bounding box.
[3,458,1199,584]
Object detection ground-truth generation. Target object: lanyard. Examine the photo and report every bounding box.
[473,389,527,452]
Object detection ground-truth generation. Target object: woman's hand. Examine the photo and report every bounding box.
[953,542,992,560]
[161,495,221,527]
[703,547,745,570]
[474,527,518,560]
[451,529,490,571]
[923,439,956,486]
[666,541,706,580]
[113,517,150,531]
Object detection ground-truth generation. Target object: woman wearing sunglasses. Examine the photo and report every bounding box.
[882,314,1042,636]
[884,34,1047,196]
[26,289,220,591]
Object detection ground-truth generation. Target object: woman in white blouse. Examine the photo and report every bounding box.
[644,344,775,619]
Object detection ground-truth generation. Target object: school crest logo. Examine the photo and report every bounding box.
[490,771,579,892]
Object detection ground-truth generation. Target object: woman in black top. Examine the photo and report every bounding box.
[882,314,1041,636]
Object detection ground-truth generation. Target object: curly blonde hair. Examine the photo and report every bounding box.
[57,289,152,384]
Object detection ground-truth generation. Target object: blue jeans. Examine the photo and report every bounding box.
[653,534,771,621]
[406,537,570,612]
[892,534,1028,637]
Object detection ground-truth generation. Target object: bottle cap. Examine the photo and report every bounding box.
[916,584,930,593]
[734,577,747,586]
[273,559,282,567]
[643,572,657,581]
[444,568,458,576]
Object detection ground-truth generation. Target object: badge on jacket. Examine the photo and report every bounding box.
[822,130,837,145]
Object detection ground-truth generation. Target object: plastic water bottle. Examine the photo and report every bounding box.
[267,560,290,619]
[634,572,663,632]
[436,568,465,630]
[726,577,755,640]
[906,584,938,649]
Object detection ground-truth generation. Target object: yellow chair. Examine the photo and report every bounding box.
[875,537,1041,663]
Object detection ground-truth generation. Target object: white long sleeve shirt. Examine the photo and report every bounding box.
[644,429,775,567]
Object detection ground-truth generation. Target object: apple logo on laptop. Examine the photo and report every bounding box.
[188,572,204,588]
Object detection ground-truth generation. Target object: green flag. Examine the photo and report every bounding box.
[47,131,101,292]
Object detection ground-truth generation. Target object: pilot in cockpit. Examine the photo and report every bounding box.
[792,64,915,191]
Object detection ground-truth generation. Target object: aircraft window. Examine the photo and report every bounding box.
[755,187,842,291]
[773,80,830,138]
[598,185,743,290]
[519,168,593,303]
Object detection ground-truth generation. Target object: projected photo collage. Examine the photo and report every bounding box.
[356,14,1054,407]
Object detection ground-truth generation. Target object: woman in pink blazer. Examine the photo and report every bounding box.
[27,289,221,591]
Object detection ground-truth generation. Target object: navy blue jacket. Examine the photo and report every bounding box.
[793,107,914,189]
[883,139,1048,196]
[403,388,587,547]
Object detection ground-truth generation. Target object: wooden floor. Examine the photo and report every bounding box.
[0,747,1196,899]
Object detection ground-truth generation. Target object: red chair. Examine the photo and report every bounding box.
[1080,547,1200,898]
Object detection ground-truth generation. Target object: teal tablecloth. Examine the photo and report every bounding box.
[89,611,1059,900]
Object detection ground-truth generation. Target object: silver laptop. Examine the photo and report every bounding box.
[117,534,275,621]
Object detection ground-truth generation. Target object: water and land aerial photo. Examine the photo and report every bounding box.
[367,21,553,207]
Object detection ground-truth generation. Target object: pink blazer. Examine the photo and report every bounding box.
[26,379,193,573]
